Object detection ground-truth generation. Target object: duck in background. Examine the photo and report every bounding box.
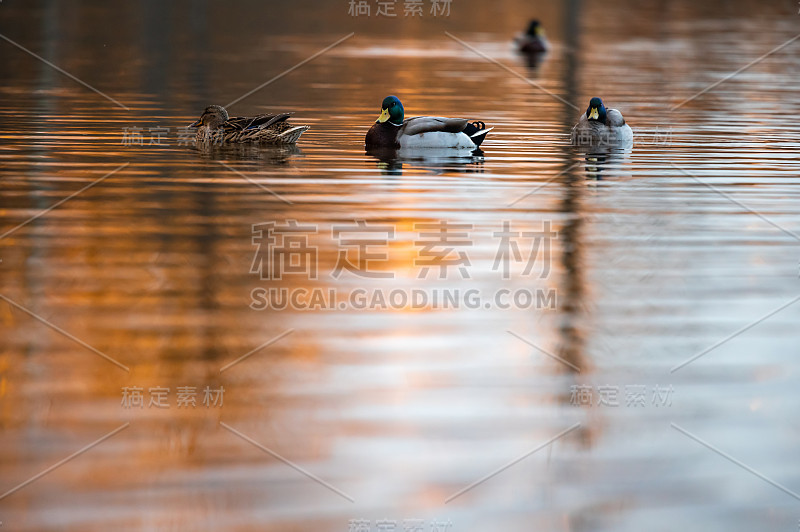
[188,105,309,144]
[365,96,492,151]
[515,19,549,54]
[571,97,633,146]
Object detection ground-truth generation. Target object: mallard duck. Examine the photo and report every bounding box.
[188,105,309,144]
[365,96,491,150]
[515,20,549,54]
[571,97,633,145]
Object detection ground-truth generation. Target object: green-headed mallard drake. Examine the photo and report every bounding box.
[571,97,633,145]
[515,20,549,53]
[365,96,491,150]
[189,105,309,144]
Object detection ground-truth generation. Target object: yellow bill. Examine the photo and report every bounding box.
[589,107,599,120]
[376,108,390,123]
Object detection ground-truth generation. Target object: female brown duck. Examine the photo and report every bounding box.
[189,105,309,144]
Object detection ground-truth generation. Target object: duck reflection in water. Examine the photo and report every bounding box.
[579,145,632,181]
[193,142,302,165]
[366,146,485,176]
[582,147,632,181]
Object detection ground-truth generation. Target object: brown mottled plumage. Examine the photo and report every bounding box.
[189,105,309,145]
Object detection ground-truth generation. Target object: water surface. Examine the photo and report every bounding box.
[1,1,799,531]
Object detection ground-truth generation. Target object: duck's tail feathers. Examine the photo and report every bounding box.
[464,121,492,147]
[279,126,310,144]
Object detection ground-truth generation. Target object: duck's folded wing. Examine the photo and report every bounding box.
[606,109,626,127]
[227,113,293,131]
[572,114,587,131]
[401,116,469,136]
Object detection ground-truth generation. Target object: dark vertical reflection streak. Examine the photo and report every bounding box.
[141,0,172,102]
[188,0,210,109]
[557,0,587,377]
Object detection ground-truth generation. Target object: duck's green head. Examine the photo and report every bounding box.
[376,96,404,125]
[526,20,544,37]
[586,97,607,122]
